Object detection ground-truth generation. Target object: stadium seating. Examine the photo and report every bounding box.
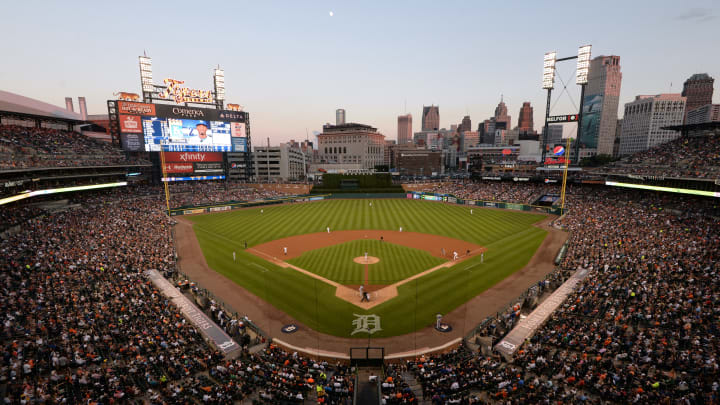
[1,180,719,404]
[0,125,148,169]
[594,132,720,178]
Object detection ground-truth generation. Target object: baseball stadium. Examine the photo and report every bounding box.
[2,6,720,404]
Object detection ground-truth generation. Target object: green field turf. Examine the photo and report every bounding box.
[188,199,548,338]
[288,240,446,285]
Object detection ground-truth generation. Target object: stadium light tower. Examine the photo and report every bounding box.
[573,45,592,164]
[139,54,154,103]
[540,51,557,163]
[214,67,225,110]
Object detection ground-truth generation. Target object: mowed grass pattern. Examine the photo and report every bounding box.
[188,199,548,337]
[288,240,445,284]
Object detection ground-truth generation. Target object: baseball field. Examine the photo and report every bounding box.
[187,199,548,338]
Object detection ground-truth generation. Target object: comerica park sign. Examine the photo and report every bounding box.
[157,78,213,104]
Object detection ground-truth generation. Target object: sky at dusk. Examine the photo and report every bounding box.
[1,0,718,145]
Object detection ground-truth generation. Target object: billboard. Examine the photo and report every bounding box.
[163,163,194,173]
[117,103,247,152]
[163,152,223,162]
[580,94,603,148]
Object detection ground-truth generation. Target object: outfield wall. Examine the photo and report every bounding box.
[170,191,563,216]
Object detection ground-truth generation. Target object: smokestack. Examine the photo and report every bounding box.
[65,97,74,112]
[78,97,88,120]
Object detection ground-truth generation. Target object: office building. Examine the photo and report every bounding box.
[619,94,686,156]
[687,104,720,124]
[397,114,413,144]
[254,143,307,181]
[517,102,534,132]
[682,73,714,123]
[581,55,622,156]
[493,98,511,131]
[422,105,439,131]
[459,115,472,133]
[318,123,385,169]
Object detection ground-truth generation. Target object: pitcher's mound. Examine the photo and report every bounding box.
[353,256,380,264]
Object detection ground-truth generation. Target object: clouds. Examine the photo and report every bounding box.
[675,8,716,22]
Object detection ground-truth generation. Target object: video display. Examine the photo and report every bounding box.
[116,102,248,152]
[142,117,232,152]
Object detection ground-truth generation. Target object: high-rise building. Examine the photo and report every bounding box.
[517,102,534,132]
[459,115,472,133]
[422,105,439,131]
[397,114,413,144]
[336,109,346,125]
[494,98,511,130]
[682,73,714,123]
[318,123,385,169]
[580,55,622,156]
[618,94,686,156]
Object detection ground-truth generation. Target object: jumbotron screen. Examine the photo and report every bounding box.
[118,102,247,152]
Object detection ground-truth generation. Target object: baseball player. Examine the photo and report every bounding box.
[283,247,288,255]
[453,251,458,261]
[233,251,236,261]
[481,252,484,263]
[364,252,368,262]
[326,226,330,234]
[399,226,403,232]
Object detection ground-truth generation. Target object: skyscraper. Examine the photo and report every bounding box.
[459,115,472,133]
[422,105,439,131]
[517,102,534,132]
[681,73,714,123]
[493,98,511,130]
[397,114,413,144]
[336,109,346,125]
[618,94,686,156]
[580,55,622,156]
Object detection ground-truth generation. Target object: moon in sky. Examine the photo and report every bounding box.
[329,11,334,17]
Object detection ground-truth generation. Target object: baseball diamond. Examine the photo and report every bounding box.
[181,199,551,338]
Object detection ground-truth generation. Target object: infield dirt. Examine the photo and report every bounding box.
[173,213,567,357]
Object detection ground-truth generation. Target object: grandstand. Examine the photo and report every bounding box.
[2,93,720,404]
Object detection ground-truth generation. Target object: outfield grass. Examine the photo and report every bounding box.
[288,240,446,284]
[188,199,547,338]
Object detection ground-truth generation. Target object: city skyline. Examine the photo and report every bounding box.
[0,0,718,145]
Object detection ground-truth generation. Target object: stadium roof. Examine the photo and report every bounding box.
[0,90,83,121]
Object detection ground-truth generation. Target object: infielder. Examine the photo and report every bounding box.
[399,226,403,232]
[283,247,288,255]
[453,251,459,261]
[327,226,330,233]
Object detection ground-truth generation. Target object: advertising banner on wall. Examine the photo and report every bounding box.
[120,133,143,151]
[580,94,603,148]
[119,115,143,133]
[163,152,223,163]
[163,163,194,173]
[118,101,156,116]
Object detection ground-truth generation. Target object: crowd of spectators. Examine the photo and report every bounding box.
[405,182,720,404]
[0,190,351,404]
[0,125,148,169]
[594,132,720,179]
[3,176,720,403]
[166,181,291,207]
[412,181,558,205]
